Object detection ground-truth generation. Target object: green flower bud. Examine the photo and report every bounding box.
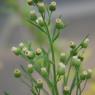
[78,55,84,61]
[37,79,43,89]
[27,64,34,73]
[72,56,81,68]
[14,69,21,78]
[87,69,92,79]
[60,53,67,63]
[70,41,76,49]
[49,1,56,12]
[63,86,70,95]
[22,47,28,53]
[19,42,24,49]
[80,71,88,81]
[25,50,35,59]
[81,38,89,48]
[36,17,44,26]
[56,18,64,29]
[30,10,37,21]
[11,47,20,56]
[37,2,45,13]
[35,48,42,55]
[27,0,33,5]
[41,67,48,77]
[57,62,65,75]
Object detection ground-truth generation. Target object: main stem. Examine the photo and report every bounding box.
[41,14,58,95]
[47,29,59,95]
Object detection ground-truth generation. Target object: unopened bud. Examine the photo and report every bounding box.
[27,64,34,73]
[14,69,21,78]
[19,42,24,48]
[27,0,33,5]
[70,41,76,49]
[35,48,42,55]
[56,18,64,29]
[30,10,37,21]
[37,2,45,13]
[63,86,70,95]
[80,71,88,81]
[11,47,20,56]
[41,67,48,77]
[87,69,92,79]
[36,17,44,26]
[37,79,43,89]
[57,62,65,75]
[49,1,56,12]
[72,56,81,68]
[81,38,89,48]
[25,50,35,59]
[60,53,67,63]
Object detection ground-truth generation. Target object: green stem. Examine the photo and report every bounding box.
[41,14,59,95]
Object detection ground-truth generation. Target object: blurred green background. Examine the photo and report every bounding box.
[0,0,95,95]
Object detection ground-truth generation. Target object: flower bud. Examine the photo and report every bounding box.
[78,55,84,61]
[72,56,81,68]
[70,41,76,49]
[37,79,43,89]
[14,69,21,78]
[49,1,56,12]
[27,0,33,5]
[80,71,88,81]
[27,64,34,73]
[60,53,67,63]
[57,62,65,75]
[11,47,20,56]
[30,10,37,21]
[41,67,48,77]
[56,18,64,29]
[37,2,45,13]
[25,50,35,59]
[81,38,89,48]
[36,17,44,26]
[35,48,42,55]
[22,47,28,53]
[87,69,92,79]
[63,86,70,95]
[19,42,24,49]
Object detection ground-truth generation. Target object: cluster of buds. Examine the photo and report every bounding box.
[11,43,42,59]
